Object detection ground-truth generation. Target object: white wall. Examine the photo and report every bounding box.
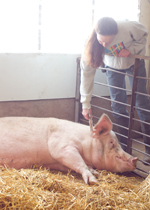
[0,53,79,101]
[0,53,132,102]
[0,53,113,102]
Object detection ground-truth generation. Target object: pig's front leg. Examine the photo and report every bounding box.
[88,166,99,178]
[49,146,97,184]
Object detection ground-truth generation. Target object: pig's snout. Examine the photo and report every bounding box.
[128,157,138,168]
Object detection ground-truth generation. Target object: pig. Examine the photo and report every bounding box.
[0,114,138,184]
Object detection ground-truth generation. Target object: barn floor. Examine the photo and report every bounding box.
[131,138,150,178]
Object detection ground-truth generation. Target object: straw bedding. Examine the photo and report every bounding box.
[0,165,149,209]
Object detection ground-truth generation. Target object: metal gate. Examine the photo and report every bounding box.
[75,55,150,178]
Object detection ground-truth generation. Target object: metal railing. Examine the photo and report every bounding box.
[75,54,150,178]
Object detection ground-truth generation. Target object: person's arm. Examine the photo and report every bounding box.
[117,22,148,58]
[80,57,96,119]
[126,21,148,55]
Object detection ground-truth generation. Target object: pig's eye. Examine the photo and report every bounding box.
[110,140,115,149]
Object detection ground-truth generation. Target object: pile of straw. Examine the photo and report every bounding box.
[0,165,149,209]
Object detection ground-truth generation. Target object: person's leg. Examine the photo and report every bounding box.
[127,60,150,164]
[106,67,129,151]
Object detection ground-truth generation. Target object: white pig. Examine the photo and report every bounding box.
[0,114,138,184]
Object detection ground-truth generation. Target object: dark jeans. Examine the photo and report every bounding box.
[105,60,150,152]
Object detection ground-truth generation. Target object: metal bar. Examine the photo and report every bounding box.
[129,54,150,60]
[114,124,129,131]
[92,94,131,108]
[131,138,146,146]
[91,0,95,26]
[99,67,134,78]
[99,67,150,81]
[94,81,132,93]
[127,58,140,154]
[132,147,150,157]
[136,75,150,80]
[133,105,150,113]
[75,57,81,122]
[132,171,149,179]
[134,91,150,97]
[131,129,150,139]
[77,54,150,62]
[132,118,150,126]
[80,118,88,124]
[115,132,128,139]
[91,104,130,119]
[134,168,149,176]
[131,138,150,150]
[38,0,42,51]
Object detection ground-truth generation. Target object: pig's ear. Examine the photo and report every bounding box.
[93,114,112,138]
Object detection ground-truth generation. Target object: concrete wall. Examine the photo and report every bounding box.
[0,98,75,121]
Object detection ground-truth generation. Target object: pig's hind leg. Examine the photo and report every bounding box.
[49,145,97,184]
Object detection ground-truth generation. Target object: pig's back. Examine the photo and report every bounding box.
[0,117,50,142]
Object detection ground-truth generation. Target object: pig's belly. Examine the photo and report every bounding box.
[0,135,55,169]
[0,117,56,169]
[0,148,53,169]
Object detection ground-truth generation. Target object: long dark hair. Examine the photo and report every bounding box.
[83,17,118,68]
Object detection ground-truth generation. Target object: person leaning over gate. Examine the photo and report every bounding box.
[80,17,150,164]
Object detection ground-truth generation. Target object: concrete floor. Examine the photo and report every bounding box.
[132,138,150,178]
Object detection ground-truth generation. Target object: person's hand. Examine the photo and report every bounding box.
[82,108,93,120]
[118,49,130,57]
